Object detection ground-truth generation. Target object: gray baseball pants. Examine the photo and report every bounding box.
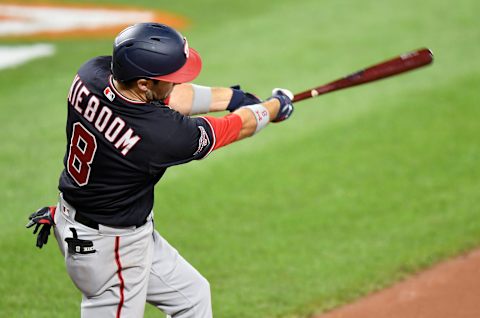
[54,196,212,318]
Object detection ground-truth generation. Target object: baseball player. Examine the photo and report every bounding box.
[26,22,294,318]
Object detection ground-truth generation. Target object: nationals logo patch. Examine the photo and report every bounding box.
[193,126,211,156]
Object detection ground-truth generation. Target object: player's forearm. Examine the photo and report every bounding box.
[233,98,280,140]
[201,90,292,153]
[167,84,233,115]
[201,99,280,152]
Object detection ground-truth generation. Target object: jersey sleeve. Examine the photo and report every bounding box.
[200,114,242,150]
[149,110,243,171]
[149,112,215,170]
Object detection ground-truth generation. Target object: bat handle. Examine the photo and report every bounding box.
[293,85,331,102]
[293,90,318,102]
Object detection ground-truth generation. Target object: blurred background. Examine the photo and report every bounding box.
[0,0,479,317]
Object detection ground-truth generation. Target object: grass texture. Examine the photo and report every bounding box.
[0,0,479,317]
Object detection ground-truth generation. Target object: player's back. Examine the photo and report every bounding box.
[59,56,211,226]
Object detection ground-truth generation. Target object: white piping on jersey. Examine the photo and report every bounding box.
[109,75,146,105]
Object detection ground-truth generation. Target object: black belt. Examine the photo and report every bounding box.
[74,212,148,229]
[74,212,100,230]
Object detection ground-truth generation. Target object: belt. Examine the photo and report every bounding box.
[74,212,148,229]
[74,212,100,230]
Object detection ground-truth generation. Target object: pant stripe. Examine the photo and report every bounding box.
[115,236,125,318]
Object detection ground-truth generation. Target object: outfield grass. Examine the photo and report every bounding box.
[1,0,479,317]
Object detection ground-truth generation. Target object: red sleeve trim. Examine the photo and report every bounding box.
[200,114,242,151]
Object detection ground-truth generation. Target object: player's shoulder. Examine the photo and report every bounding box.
[152,103,207,127]
[146,105,206,138]
[79,56,111,70]
[147,103,192,128]
[146,107,213,166]
[77,56,111,82]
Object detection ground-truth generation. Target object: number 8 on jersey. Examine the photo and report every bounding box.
[67,122,97,186]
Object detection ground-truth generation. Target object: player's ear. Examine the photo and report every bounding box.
[136,79,150,92]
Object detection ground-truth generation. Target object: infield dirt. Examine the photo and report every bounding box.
[315,248,480,318]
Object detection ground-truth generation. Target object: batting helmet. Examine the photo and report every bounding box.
[111,23,202,83]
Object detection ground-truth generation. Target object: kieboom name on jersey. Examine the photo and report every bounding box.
[67,75,141,156]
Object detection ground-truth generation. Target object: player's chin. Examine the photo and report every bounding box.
[159,94,171,104]
[150,91,171,104]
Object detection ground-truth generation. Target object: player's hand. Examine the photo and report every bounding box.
[26,206,56,249]
[227,85,262,112]
[270,88,294,122]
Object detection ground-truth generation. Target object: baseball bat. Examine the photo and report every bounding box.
[292,48,434,103]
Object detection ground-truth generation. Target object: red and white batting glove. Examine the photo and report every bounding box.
[26,206,56,249]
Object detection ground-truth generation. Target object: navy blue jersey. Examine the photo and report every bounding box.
[59,56,215,226]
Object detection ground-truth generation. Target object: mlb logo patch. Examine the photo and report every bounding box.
[104,87,115,101]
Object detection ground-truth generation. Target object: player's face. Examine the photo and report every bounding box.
[151,80,177,101]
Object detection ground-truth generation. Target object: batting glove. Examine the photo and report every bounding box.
[26,206,56,249]
[227,85,262,112]
[270,88,294,122]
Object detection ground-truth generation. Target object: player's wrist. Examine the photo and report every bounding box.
[227,86,261,112]
[267,88,294,123]
[261,98,281,121]
[239,104,270,134]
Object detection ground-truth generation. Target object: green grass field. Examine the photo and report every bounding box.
[1,0,479,317]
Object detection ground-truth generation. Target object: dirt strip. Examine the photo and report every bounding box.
[315,249,480,318]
